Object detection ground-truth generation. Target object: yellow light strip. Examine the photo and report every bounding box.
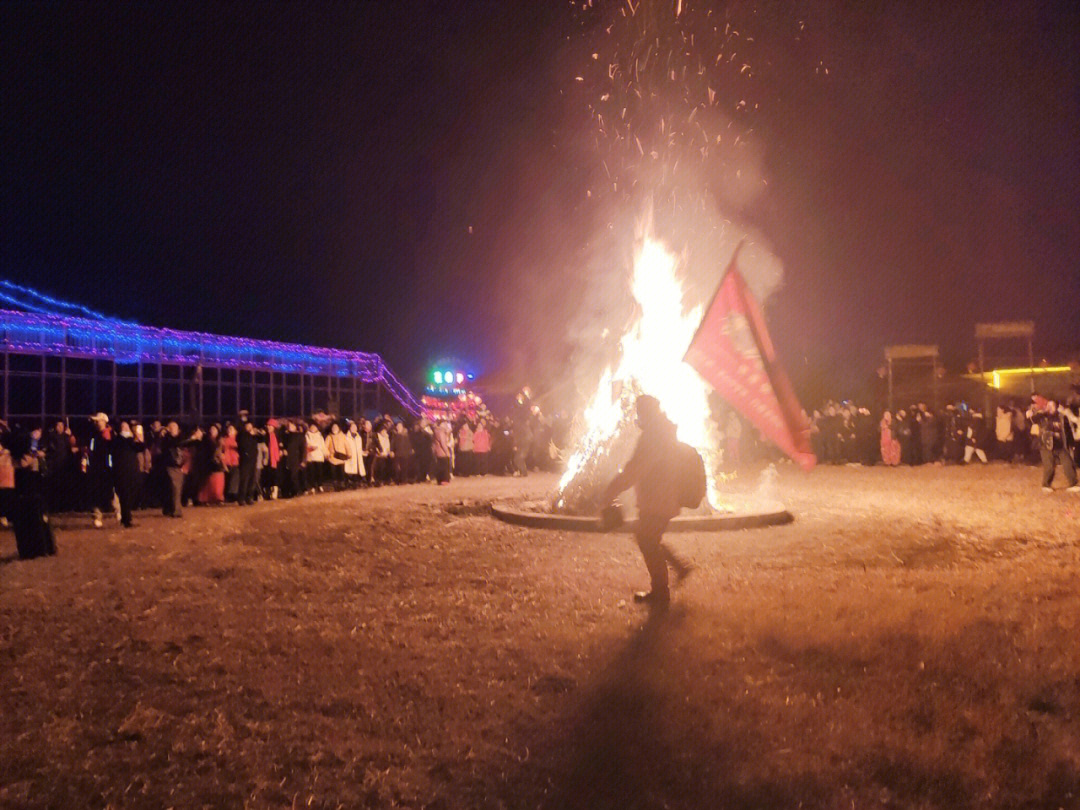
[992,366,1071,376]
[976,367,1073,389]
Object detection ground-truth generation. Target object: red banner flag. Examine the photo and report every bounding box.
[683,244,816,470]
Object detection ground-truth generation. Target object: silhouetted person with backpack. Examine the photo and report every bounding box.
[601,395,696,610]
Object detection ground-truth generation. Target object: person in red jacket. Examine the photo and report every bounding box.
[472,419,492,476]
[264,419,282,498]
[220,424,240,501]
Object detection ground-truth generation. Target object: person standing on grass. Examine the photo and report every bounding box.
[963,412,989,464]
[1063,388,1080,468]
[198,425,226,504]
[856,407,877,466]
[344,421,366,487]
[411,418,434,482]
[903,406,921,465]
[918,403,938,464]
[1030,398,1078,493]
[324,422,351,491]
[219,423,239,500]
[879,411,901,466]
[472,419,491,476]
[283,420,305,497]
[1010,403,1029,463]
[942,405,964,464]
[12,438,55,560]
[187,424,212,502]
[160,421,186,517]
[45,420,73,512]
[456,420,474,477]
[390,421,413,484]
[432,418,454,485]
[87,413,115,527]
[995,406,1014,461]
[372,420,391,485]
[360,419,377,486]
[0,432,15,529]
[110,421,143,528]
[134,424,152,509]
[236,421,260,505]
[264,419,282,499]
[305,422,327,492]
[600,395,694,610]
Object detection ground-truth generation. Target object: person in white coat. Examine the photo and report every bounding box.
[324,422,352,491]
[304,423,327,493]
[994,406,1014,461]
[344,421,366,487]
[371,421,392,486]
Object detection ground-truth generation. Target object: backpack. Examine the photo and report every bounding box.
[674,442,706,509]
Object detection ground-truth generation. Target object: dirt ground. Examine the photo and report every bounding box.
[1,464,1078,810]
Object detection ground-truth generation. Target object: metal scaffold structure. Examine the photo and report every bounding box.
[0,280,423,424]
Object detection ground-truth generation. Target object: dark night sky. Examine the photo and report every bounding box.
[3,1,1078,400]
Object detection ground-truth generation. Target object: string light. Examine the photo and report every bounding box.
[0,280,137,324]
[0,283,423,416]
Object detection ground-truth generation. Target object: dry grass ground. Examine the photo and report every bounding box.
[1,464,1078,810]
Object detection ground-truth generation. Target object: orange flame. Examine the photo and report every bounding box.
[559,231,724,509]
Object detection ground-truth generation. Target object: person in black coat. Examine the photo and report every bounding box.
[1064,387,1080,467]
[14,461,56,559]
[894,409,913,465]
[10,432,56,560]
[856,407,878,465]
[942,405,963,463]
[410,419,433,482]
[512,417,532,477]
[45,420,74,512]
[87,413,115,527]
[390,422,413,484]
[492,419,514,475]
[160,421,186,517]
[906,406,922,465]
[236,421,259,506]
[283,421,305,498]
[917,404,938,464]
[110,421,144,528]
[964,412,990,464]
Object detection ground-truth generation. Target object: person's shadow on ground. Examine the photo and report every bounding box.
[500,605,826,810]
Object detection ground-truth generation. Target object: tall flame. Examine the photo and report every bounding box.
[559,232,724,509]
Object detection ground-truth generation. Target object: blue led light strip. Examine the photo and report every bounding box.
[0,280,137,324]
[0,288,423,416]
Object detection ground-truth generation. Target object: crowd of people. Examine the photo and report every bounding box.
[0,402,567,537]
[4,384,1076,558]
[808,389,1080,490]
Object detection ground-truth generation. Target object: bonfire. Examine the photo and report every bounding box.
[556,228,725,515]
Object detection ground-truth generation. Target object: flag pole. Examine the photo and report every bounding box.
[682,239,745,365]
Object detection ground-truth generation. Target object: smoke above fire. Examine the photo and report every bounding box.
[556,0,786,512]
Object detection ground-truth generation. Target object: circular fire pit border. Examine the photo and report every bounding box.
[490,501,793,533]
